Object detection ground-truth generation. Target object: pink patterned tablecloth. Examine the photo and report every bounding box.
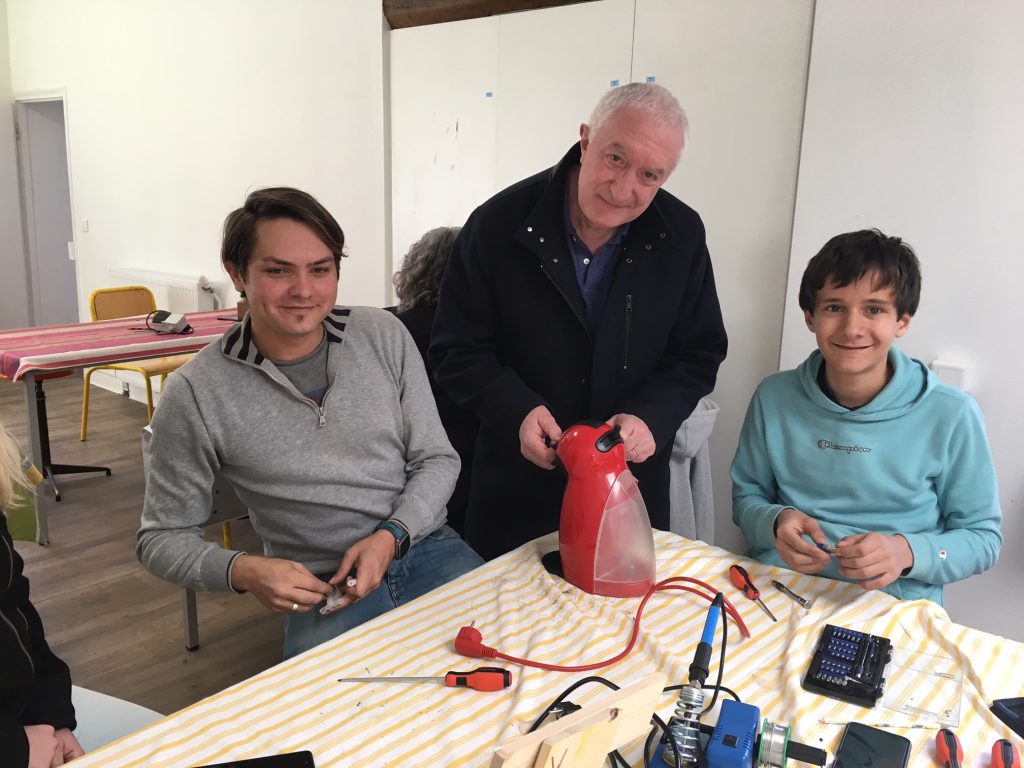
[0,310,235,380]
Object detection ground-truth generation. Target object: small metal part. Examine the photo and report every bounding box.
[772,580,813,609]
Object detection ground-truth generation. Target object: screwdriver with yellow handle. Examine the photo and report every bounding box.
[338,666,512,692]
[729,564,778,622]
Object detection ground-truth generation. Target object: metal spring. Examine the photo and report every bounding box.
[665,684,705,767]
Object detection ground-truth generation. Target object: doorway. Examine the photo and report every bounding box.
[14,96,79,327]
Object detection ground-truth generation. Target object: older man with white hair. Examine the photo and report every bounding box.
[430,83,728,560]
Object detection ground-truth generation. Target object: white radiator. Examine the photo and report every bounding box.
[107,268,218,312]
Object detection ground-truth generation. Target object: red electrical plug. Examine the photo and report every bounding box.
[455,626,497,658]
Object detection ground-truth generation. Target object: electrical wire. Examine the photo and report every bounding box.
[144,310,194,335]
[460,576,750,673]
[526,676,632,768]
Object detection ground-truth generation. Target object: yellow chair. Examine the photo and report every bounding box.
[80,286,193,441]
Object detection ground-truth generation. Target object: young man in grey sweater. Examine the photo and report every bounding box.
[137,187,483,658]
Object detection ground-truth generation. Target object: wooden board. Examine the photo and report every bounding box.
[490,672,666,768]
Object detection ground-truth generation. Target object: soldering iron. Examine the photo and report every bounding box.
[648,594,827,768]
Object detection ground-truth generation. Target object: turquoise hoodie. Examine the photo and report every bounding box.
[731,348,1002,604]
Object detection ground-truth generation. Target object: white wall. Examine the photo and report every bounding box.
[392,0,813,557]
[632,0,814,557]
[781,1,1024,640]
[0,0,31,329]
[390,15,500,285]
[5,0,390,316]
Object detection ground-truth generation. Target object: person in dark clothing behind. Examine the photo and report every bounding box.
[431,83,728,560]
[1,420,84,767]
[390,226,478,537]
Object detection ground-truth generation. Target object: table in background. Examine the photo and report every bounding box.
[0,310,234,542]
[70,532,1023,767]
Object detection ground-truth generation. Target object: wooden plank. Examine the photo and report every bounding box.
[383,0,596,30]
[490,672,666,768]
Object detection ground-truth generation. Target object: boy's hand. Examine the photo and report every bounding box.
[774,507,832,574]
[835,533,913,591]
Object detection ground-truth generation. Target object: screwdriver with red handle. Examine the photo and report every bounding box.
[338,666,512,692]
[936,728,963,768]
[993,739,1019,768]
[728,564,778,622]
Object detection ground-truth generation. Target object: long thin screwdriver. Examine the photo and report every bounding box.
[729,564,778,622]
[338,666,512,692]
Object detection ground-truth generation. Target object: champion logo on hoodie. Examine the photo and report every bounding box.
[817,439,871,454]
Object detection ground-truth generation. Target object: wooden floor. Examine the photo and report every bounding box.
[1,375,283,715]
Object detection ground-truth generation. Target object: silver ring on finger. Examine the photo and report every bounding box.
[291,602,299,613]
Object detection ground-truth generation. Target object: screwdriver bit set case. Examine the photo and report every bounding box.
[802,624,892,707]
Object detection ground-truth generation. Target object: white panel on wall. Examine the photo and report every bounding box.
[633,0,815,555]
[6,0,389,310]
[390,15,499,293]
[782,1,1024,640]
[495,0,634,188]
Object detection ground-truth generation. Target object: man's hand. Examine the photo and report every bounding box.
[325,531,396,611]
[24,724,58,768]
[774,507,832,574]
[54,729,84,763]
[230,554,332,613]
[519,405,562,469]
[605,414,655,463]
[835,533,914,591]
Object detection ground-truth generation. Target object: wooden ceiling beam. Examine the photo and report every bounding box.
[383,0,595,30]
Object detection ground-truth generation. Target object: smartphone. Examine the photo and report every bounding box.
[833,723,911,768]
[193,751,316,768]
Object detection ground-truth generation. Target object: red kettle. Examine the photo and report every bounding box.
[555,422,656,597]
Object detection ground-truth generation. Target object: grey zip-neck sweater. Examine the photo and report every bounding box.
[137,306,459,592]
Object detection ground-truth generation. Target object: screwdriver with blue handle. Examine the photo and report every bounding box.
[338,666,512,692]
[729,564,778,622]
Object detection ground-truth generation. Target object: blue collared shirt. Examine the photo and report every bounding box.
[563,186,628,334]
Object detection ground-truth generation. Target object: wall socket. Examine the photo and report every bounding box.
[930,360,968,390]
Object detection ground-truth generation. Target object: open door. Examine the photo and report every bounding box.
[14,96,79,327]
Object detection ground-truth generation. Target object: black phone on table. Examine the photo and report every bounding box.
[833,722,911,768]
[192,751,315,768]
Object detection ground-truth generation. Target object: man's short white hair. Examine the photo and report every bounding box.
[587,82,689,148]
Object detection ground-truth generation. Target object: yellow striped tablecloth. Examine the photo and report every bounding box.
[74,532,1023,767]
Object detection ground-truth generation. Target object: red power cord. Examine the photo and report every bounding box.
[454,575,750,672]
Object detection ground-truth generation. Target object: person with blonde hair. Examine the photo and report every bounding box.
[1,420,84,767]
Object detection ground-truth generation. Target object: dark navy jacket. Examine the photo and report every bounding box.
[430,143,727,559]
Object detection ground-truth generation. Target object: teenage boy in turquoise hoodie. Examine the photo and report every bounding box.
[731,229,1001,604]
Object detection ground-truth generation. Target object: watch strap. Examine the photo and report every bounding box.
[375,519,410,560]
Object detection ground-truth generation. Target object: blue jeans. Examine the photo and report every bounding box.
[282,525,483,659]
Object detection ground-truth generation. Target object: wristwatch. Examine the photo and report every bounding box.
[374,519,410,560]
